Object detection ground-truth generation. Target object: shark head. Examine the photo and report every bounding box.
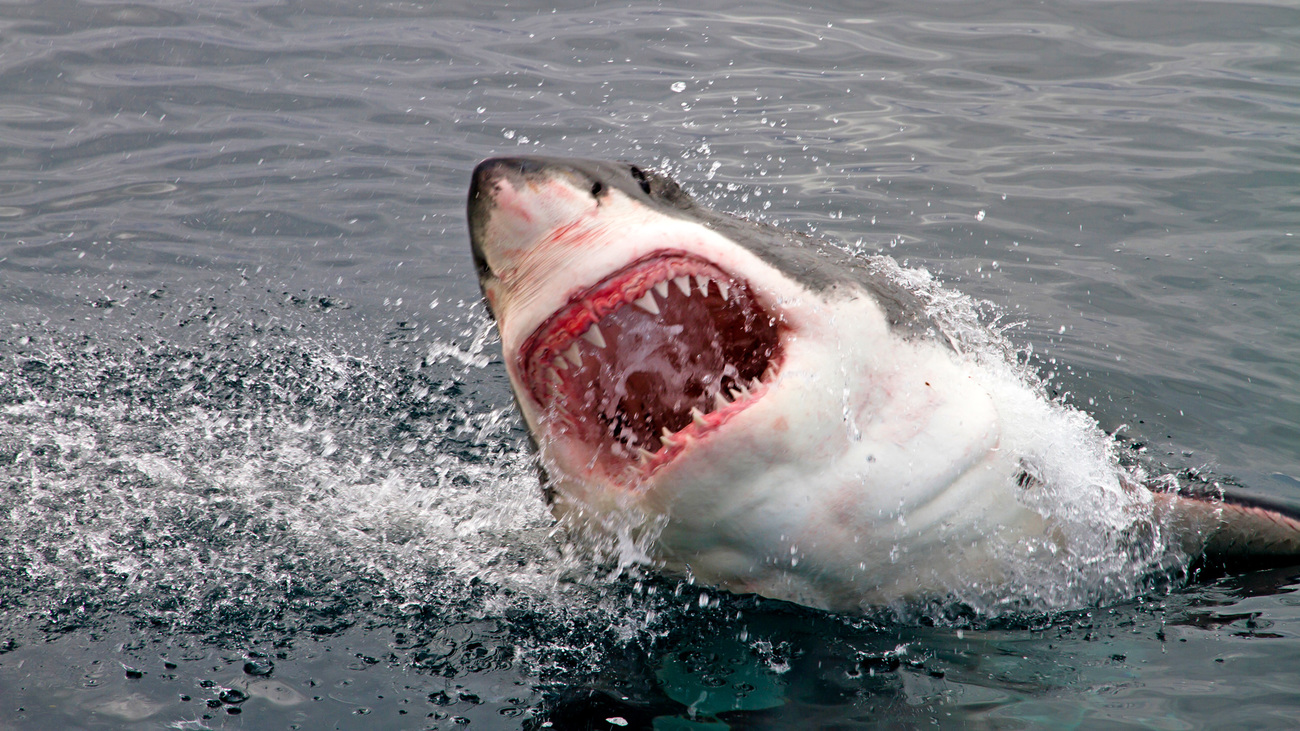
[466,156,1046,608]
[468,157,787,494]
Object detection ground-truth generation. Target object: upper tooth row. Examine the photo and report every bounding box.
[580,324,606,348]
[633,274,730,315]
[559,274,733,362]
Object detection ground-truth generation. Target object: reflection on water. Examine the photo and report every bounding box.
[1,0,1298,727]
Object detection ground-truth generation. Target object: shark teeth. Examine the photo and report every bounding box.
[635,379,769,465]
[632,291,660,314]
[581,324,607,348]
[650,379,768,455]
[660,427,678,448]
[556,272,740,371]
[691,407,708,428]
[532,260,781,474]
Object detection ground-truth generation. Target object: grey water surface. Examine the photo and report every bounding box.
[2,1,1299,728]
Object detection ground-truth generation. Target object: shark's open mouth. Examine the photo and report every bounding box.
[521,251,783,476]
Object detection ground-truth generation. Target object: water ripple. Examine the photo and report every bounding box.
[1,0,1299,724]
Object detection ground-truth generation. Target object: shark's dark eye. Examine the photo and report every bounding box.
[629,166,653,196]
[591,180,604,198]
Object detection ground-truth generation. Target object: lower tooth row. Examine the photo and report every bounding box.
[643,379,763,459]
[660,427,677,447]
[690,407,707,427]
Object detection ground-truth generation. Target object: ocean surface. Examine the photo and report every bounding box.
[1,1,1298,728]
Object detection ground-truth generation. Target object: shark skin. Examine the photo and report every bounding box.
[466,156,1300,613]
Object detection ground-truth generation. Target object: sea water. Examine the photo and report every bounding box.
[2,0,1298,728]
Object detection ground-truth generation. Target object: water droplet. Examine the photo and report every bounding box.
[243,658,274,676]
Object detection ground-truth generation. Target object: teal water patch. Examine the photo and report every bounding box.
[655,631,788,725]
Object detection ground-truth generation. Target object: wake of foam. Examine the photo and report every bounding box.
[864,254,1192,613]
[0,318,676,653]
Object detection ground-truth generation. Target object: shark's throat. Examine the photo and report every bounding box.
[520,251,783,477]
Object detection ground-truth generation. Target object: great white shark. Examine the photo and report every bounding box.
[466,155,1300,613]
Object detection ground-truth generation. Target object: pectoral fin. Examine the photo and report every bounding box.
[1156,489,1300,565]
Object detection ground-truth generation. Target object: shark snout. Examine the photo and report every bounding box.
[467,157,533,282]
[467,156,615,287]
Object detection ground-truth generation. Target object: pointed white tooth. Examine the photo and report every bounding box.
[653,280,669,299]
[660,427,678,448]
[632,292,660,315]
[714,392,729,411]
[674,276,691,296]
[548,368,562,385]
[717,280,730,300]
[751,377,762,389]
[581,324,607,349]
[690,407,708,428]
[565,343,582,367]
[637,447,655,463]
[737,382,751,397]
[729,388,744,401]
[554,354,569,370]
[695,275,710,295]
